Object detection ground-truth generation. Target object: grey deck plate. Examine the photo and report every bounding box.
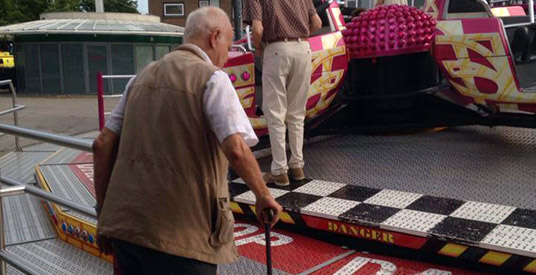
[3,193,57,246]
[6,239,112,275]
[22,143,62,152]
[43,148,87,165]
[39,165,96,223]
[257,126,536,210]
[0,151,58,245]
[219,257,288,275]
[0,152,52,184]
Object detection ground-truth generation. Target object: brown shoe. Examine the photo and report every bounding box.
[263,172,290,186]
[289,167,305,181]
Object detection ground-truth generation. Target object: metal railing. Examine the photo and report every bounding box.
[0,123,95,275]
[96,73,134,131]
[0,79,26,151]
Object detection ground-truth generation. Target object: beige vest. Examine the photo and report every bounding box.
[98,45,239,264]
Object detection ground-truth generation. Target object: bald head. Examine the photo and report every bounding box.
[184,7,231,43]
[182,7,234,68]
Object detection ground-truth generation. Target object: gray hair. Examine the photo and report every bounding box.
[183,7,230,42]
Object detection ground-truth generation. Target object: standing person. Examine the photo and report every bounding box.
[376,0,408,6]
[244,0,322,186]
[93,7,282,274]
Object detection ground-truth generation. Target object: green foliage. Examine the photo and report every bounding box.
[0,0,139,27]
[80,0,138,13]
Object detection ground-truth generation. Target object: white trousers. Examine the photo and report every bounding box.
[262,41,312,175]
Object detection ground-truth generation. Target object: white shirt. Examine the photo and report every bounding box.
[105,44,259,147]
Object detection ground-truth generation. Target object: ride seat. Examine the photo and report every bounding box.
[510,26,531,63]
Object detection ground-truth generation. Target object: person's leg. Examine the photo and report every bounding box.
[262,43,291,176]
[113,239,217,275]
[285,42,312,171]
[112,239,144,275]
[139,245,217,275]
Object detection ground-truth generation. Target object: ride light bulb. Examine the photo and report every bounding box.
[242,72,251,81]
[229,74,237,82]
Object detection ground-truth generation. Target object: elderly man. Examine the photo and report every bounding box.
[244,0,322,186]
[93,7,282,274]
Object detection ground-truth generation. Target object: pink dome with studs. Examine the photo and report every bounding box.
[342,5,436,59]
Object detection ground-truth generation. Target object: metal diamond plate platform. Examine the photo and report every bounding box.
[1,125,536,274]
[5,239,112,275]
[258,126,536,210]
[0,151,57,246]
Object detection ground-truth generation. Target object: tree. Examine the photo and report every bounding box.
[0,0,139,27]
[80,0,138,13]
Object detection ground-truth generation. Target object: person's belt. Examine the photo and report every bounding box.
[265,38,307,44]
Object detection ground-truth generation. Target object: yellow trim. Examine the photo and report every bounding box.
[38,147,66,165]
[230,202,244,214]
[279,212,295,224]
[248,205,295,224]
[35,163,113,262]
[438,243,468,257]
[479,251,511,266]
[524,259,536,273]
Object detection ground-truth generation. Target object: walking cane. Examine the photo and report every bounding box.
[264,208,275,275]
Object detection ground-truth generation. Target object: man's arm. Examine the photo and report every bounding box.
[93,127,120,254]
[307,0,323,35]
[221,134,282,226]
[93,127,120,213]
[252,19,264,50]
[310,14,322,34]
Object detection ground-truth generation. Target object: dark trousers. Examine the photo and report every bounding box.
[112,239,217,275]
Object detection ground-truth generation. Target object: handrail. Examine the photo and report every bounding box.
[0,105,25,117]
[231,45,247,53]
[0,176,96,217]
[245,25,254,52]
[97,72,134,131]
[0,123,93,152]
[0,79,22,151]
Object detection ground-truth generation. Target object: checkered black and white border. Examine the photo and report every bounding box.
[229,178,536,257]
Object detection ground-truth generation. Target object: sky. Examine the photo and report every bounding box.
[137,0,149,14]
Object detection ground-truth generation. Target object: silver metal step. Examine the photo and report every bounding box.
[6,239,112,275]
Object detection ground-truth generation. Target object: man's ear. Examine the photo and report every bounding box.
[210,29,222,48]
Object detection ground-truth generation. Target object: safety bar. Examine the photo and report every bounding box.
[245,25,254,52]
[0,106,25,117]
[0,123,92,152]
[231,45,248,53]
[530,0,534,23]
[0,79,23,151]
[97,72,134,131]
[0,176,96,217]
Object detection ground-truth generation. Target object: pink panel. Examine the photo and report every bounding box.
[328,1,344,31]
[518,103,536,113]
[434,44,458,60]
[224,52,254,68]
[507,6,527,16]
[435,0,446,20]
[461,18,501,34]
[308,35,325,52]
[475,40,493,52]
[468,50,496,70]
[474,77,499,94]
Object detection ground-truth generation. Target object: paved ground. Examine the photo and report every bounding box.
[0,95,120,156]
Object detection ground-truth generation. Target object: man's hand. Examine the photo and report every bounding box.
[255,47,263,57]
[97,232,113,255]
[221,134,283,228]
[255,192,283,227]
